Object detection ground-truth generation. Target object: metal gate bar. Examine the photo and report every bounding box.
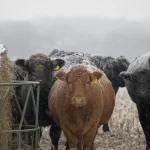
[0,80,41,150]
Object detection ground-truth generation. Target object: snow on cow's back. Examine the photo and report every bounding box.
[127,52,150,74]
[50,50,96,73]
[64,63,101,73]
[85,64,103,73]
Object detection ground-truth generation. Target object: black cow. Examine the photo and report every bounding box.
[90,55,113,69]
[116,55,130,67]
[91,55,130,132]
[91,55,130,94]
[120,52,150,150]
[103,57,129,93]
[14,53,65,150]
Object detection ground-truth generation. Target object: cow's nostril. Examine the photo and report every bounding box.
[74,97,82,102]
[72,96,85,104]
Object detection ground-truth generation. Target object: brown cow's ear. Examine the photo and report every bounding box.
[91,71,103,84]
[55,70,67,81]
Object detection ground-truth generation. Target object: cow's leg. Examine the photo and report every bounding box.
[61,131,69,150]
[65,141,70,150]
[76,134,83,150]
[61,124,77,149]
[113,86,119,95]
[102,86,117,133]
[103,123,109,132]
[83,123,99,150]
[39,128,42,137]
[136,100,150,150]
[49,124,61,150]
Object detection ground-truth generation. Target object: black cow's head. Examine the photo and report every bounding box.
[103,59,128,87]
[90,56,102,68]
[120,66,150,102]
[116,56,130,67]
[15,54,65,88]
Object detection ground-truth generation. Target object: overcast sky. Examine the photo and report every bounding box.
[0,0,150,21]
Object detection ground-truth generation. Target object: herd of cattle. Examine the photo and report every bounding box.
[6,49,150,150]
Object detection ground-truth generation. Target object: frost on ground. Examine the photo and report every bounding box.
[39,87,146,150]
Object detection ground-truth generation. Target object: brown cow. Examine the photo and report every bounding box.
[48,64,115,150]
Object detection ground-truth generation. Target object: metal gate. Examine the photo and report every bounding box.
[0,80,41,150]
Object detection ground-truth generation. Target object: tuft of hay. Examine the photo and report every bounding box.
[0,48,14,150]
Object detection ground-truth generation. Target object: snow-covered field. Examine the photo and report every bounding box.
[39,87,146,150]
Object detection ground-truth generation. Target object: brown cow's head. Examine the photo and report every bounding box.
[55,65,103,107]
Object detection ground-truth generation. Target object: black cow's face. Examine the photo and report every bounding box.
[15,54,65,87]
[103,60,128,88]
[120,68,150,103]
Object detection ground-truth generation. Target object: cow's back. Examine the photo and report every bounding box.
[127,52,150,74]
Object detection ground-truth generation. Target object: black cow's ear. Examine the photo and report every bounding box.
[15,59,29,70]
[15,59,26,67]
[119,71,132,80]
[52,59,65,71]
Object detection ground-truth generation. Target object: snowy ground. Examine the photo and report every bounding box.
[39,87,146,150]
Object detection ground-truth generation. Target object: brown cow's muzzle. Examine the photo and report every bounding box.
[71,96,86,107]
